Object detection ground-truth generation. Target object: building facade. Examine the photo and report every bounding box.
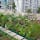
[0,0,14,10]
[15,0,40,13]
[0,0,40,13]
[0,0,7,9]
[14,0,23,12]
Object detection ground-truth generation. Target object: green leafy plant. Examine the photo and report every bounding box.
[37,7,40,13]
[0,14,40,40]
[12,2,16,13]
[26,9,32,13]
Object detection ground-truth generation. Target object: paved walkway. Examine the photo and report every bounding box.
[0,9,13,15]
[0,9,40,20]
[0,27,27,40]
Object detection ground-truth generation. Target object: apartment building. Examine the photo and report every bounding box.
[0,0,14,10]
[0,0,7,9]
[0,0,40,13]
[7,0,14,10]
[15,0,40,13]
[14,0,23,12]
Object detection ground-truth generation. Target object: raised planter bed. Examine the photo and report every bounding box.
[0,14,40,40]
[0,30,18,40]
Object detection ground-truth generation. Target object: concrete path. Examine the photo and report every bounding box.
[0,27,27,40]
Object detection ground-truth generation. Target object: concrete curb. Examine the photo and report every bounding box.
[0,27,27,40]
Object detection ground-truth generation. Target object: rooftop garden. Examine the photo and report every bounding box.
[0,13,40,40]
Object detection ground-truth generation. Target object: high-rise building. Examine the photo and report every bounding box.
[7,0,14,10]
[0,0,40,13]
[14,0,23,12]
[0,0,14,10]
[15,0,40,13]
[0,0,7,9]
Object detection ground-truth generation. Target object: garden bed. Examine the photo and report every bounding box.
[0,13,40,40]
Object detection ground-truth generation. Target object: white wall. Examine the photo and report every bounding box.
[14,0,23,12]
[38,0,40,7]
[14,0,40,13]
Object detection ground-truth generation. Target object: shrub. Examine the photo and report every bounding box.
[6,15,32,38]
[26,22,40,40]
[0,14,40,40]
[37,7,40,13]
[0,14,10,27]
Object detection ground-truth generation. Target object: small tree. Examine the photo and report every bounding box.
[27,9,32,13]
[37,7,40,13]
[12,2,16,13]
[26,9,32,19]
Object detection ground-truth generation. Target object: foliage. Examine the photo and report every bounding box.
[12,2,16,13]
[0,14,9,27]
[26,22,40,40]
[27,9,32,13]
[0,13,40,40]
[37,7,40,13]
[12,2,16,10]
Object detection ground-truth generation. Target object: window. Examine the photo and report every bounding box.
[0,6,1,8]
[26,0,27,1]
[0,1,1,4]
